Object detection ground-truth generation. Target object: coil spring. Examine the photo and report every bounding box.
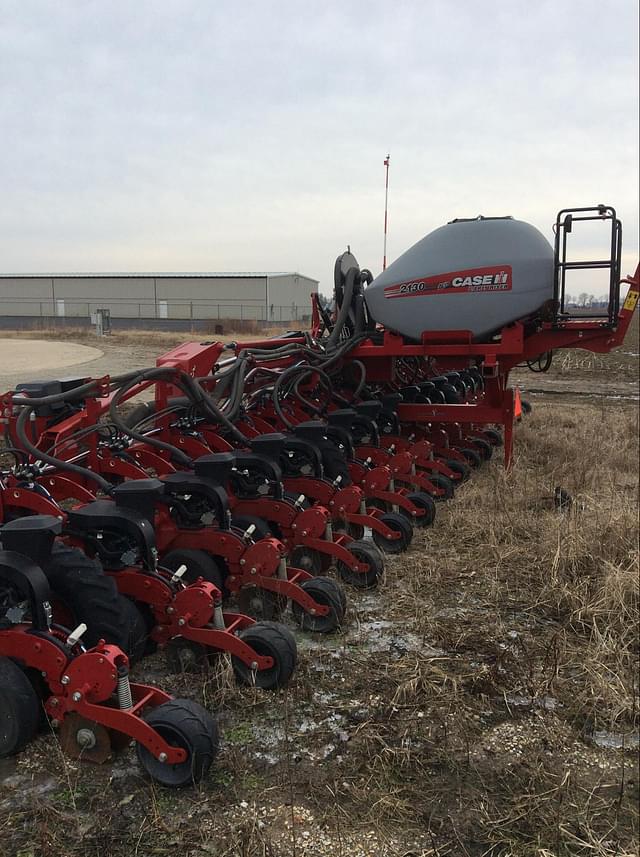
[117,665,134,710]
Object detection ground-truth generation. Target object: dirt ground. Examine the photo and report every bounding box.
[0,339,103,384]
[0,332,168,394]
[0,323,637,856]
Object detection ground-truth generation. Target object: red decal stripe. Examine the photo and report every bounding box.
[383,265,513,299]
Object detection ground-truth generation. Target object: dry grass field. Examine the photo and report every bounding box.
[0,323,637,857]
[0,323,295,349]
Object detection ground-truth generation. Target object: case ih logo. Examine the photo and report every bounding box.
[383,265,512,299]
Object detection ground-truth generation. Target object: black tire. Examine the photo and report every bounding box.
[425,474,455,501]
[440,383,461,404]
[337,540,384,589]
[232,621,297,690]
[480,428,503,447]
[23,669,50,732]
[372,512,413,554]
[444,459,471,482]
[136,699,219,787]
[467,368,484,390]
[44,544,138,655]
[333,576,348,614]
[0,658,40,757]
[118,597,151,663]
[291,577,346,633]
[460,448,482,469]
[445,375,467,396]
[458,371,478,393]
[402,492,436,528]
[469,437,493,461]
[161,549,226,592]
[230,516,274,541]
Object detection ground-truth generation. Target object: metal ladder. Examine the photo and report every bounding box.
[553,205,622,326]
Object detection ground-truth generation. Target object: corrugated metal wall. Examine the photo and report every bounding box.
[0,273,318,322]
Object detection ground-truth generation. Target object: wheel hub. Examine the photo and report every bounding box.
[59,713,112,763]
[76,728,97,749]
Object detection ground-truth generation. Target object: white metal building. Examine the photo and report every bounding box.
[0,272,319,325]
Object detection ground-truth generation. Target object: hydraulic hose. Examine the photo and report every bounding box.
[341,359,367,399]
[181,373,248,443]
[108,368,200,465]
[353,292,366,336]
[15,406,115,494]
[526,351,554,372]
[10,369,144,408]
[291,369,334,416]
[272,363,335,427]
[109,365,249,448]
[326,267,358,348]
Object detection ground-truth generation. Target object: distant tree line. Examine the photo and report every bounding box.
[565,293,610,308]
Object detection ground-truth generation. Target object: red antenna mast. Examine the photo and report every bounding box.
[383,154,390,270]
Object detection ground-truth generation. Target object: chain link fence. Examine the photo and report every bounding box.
[0,297,311,328]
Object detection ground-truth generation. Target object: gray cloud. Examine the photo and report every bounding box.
[1,0,637,295]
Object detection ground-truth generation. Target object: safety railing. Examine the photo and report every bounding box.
[553,205,622,326]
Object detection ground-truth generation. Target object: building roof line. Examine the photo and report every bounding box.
[0,271,318,280]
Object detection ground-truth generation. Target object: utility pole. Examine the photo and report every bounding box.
[383,154,390,270]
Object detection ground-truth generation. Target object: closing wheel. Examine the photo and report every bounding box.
[480,428,503,447]
[460,448,482,469]
[119,597,151,664]
[231,515,275,541]
[440,383,461,404]
[0,658,40,757]
[161,549,226,592]
[401,492,436,528]
[44,544,142,656]
[291,577,346,633]
[469,437,493,460]
[136,699,219,787]
[23,669,50,732]
[372,512,413,554]
[232,621,297,689]
[337,540,384,589]
[426,474,455,501]
[290,546,323,575]
[444,459,471,482]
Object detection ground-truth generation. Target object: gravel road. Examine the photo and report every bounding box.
[0,337,162,393]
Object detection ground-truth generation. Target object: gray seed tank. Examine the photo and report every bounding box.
[364,216,555,342]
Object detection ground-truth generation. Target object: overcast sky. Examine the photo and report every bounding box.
[1,0,637,296]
